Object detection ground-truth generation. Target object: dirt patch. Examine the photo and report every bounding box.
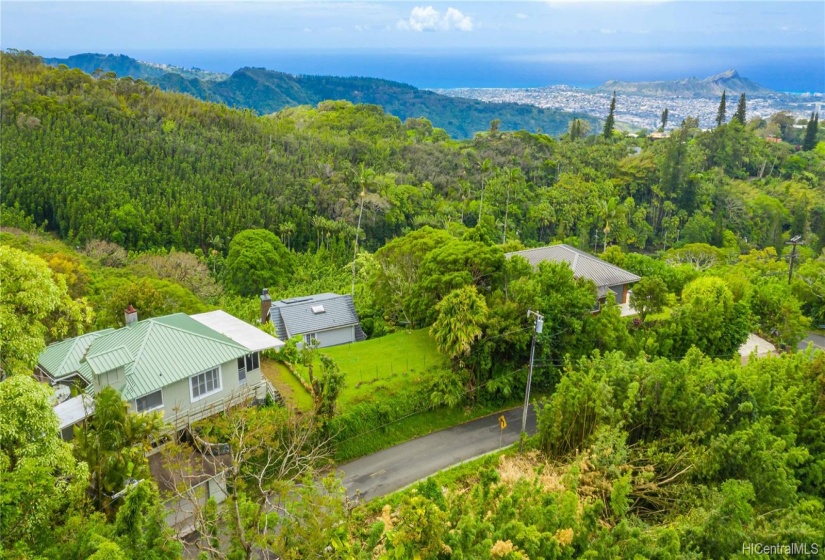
[497,452,565,493]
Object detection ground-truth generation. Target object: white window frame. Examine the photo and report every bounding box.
[245,351,259,372]
[304,333,318,345]
[238,357,247,385]
[190,366,222,403]
[135,389,164,413]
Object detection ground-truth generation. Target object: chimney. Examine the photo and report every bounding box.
[260,289,272,324]
[125,305,138,325]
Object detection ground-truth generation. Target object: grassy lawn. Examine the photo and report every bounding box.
[263,330,527,465]
[299,328,448,408]
[261,359,313,412]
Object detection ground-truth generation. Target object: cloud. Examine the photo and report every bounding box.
[600,28,618,34]
[516,13,528,19]
[396,6,473,32]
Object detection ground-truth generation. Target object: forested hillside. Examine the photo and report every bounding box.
[44,52,228,82]
[44,51,594,139]
[3,49,825,559]
[5,51,824,259]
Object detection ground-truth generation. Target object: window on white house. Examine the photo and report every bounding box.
[190,367,222,402]
[136,389,164,412]
[237,357,247,385]
[245,352,259,372]
[304,333,318,345]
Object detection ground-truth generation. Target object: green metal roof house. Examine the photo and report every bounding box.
[38,307,283,436]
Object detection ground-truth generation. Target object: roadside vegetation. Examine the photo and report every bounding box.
[2,49,825,558]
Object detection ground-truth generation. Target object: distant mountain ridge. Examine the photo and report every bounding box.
[44,53,228,82]
[44,52,593,139]
[594,70,775,98]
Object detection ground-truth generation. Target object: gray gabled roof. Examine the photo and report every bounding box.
[269,293,363,339]
[506,244,641,294]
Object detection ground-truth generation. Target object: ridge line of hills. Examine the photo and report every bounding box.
[593,69,776,97]
[41,52,595,139]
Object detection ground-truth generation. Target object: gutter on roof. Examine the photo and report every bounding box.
[288,322,361,336]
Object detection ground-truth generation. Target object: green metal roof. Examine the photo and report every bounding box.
[39,330,114,381]
[78,363,95,394]
[83,313,249,400]
[85,346,133,374]
[38,313,251,401]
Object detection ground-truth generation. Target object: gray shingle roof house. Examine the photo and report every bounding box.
[38,309,283,437]
[505,244,641,304]
[262,292,366,348]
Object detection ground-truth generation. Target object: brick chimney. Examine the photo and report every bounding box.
[260,289,271,324]
[125,305,138,325]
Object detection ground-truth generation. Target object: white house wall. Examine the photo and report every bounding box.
[314,325,356,348]
[122,358,264,424]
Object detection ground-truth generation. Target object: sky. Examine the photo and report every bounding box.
[2,1,823,89]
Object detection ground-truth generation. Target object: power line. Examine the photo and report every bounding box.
[331,346,759,447]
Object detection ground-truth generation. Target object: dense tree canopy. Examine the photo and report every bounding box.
[0,245,93,376]
[2,49,825,560]
[4,51,824,264]
[0,375,89,551]
[225,229,293,296]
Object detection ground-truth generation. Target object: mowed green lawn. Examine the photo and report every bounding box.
[299,328,447,408]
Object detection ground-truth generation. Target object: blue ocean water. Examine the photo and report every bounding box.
[123,47,824,93]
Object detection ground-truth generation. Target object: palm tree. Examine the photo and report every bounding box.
[429,285,488,362]
[597,197,620,252]
[278,222,295,250]
[500,167,524,244]
[351,188,366,296]
[478,158,493,224]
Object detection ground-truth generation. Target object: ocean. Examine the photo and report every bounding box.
[122,47,825,93]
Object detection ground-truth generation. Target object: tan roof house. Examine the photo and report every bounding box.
[506,243,641,315]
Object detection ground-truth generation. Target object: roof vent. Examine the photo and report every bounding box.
[311,305,325,314]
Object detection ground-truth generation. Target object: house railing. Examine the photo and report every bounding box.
[164,381,266,434]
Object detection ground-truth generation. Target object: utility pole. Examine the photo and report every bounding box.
[786,235,803,285]
[520,310,544,453]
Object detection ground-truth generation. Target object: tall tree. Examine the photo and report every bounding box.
[629,276,670,321]
[802,112,819,151]
[603,91,617,139]
[0,246,93,376]
[733,93,746,124]
[72,387,164,515]
[429,285,488,363]
[669,276,750,359]
[597,196,621,252]
[0,375,89,551]
[161,406,340,559]
[715,90,727,127]
[660,108,669,131]
[568,118,590,140]
[225,229,293,296]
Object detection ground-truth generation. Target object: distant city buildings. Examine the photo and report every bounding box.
[434,86,822,132]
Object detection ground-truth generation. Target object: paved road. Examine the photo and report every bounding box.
[798,332,825,352]
[338,405,537,502]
